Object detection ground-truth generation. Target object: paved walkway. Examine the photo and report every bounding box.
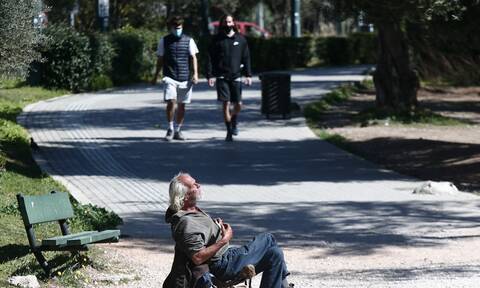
[19,66,480,287]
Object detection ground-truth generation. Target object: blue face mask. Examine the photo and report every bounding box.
[172,28,183,37]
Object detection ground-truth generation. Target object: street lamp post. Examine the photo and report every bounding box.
[257,2,264,29]
[97,0,109,32]
[200,0,210,36]
[291,0,301,37]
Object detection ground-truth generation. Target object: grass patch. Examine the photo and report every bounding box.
[0,82,122,284]
[304,85,359,153]
[354,79,375,92]
[304,84,354,123]
[309,127,357,155]
[421,78,455,88]
[305,82,466,129]
[355,106,466,126]
[304,83,467,161]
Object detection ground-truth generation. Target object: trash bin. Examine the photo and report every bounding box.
[260,72,291,119]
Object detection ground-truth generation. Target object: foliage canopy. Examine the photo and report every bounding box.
[0,0,47,79]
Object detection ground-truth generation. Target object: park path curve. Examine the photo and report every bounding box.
[19,67,480,287]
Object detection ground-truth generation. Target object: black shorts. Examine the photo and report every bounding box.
[216,78,242,103]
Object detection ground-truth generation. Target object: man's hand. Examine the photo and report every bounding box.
[244,77,252,86]
[192,74,199,84]
[208,78,216,87]
[221,222,233,242]
[190,218,232,266]
[215,218,233,241]
[153,57,162,85]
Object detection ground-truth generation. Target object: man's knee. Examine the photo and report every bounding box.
[260,233,284,258]
[265,245,286,270]
[254,232,277,246]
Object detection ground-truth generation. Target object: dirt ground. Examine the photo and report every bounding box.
[321,86,480,194]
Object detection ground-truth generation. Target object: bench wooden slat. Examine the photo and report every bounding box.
[42,231,96,246]
[16,192,122,275]
[18,192,74,225]
[66,230,120,246]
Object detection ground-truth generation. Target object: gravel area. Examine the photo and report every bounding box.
[92,235,480,287]
[84,86,480,288]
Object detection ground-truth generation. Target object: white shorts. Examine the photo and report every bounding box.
[163,77,192,103]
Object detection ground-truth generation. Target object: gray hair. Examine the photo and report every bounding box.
[169,172,189,211]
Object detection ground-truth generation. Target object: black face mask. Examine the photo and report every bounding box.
[222,26,234,33]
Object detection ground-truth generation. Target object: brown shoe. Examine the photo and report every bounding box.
[239,264,256,279]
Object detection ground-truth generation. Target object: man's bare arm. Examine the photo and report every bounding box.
[191,54,198,84]
[191,222,233,266]
[152,57,163,84]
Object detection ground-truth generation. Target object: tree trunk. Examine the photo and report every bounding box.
[373,21,419,111]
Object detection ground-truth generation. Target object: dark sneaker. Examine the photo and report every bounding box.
[231,125,239,136]
[165,129,173,141]
[173,131,185,141]
[225,131,233,142]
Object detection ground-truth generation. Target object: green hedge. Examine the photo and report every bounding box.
[34,25,116,92]
[31,29,376,90]
[247,32,377,72]
[109,31,145,85]
[31,26,161,90]
[88,33,115,90]
[38,25,92,92]
[247,36,315,72]
[315,33,377,66]
[318,33,377,66]
[350,32,378,64]
[110,27,161,85]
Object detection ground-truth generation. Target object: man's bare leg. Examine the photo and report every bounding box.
[223,101,233,141]
[165,100,176,141]
[174,103,186,140]
[231,102,242,135]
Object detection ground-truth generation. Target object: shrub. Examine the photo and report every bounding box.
[0,0,45,79]
[315,33,377,66]
[0,150,6,172]
[89,74,113,91]
[39,25,92,92]
[248,36,314,72]
[350,32,377,64]
[247,33,376,72]
[136,28,163,81]
[110,27,162,85]
[0,119,29,145]
[324,37,353,65]
[71,201,123,231]
[196,36,211,78]
[89,33,115,77]
[0,102,22,122]
[315,38,327,64]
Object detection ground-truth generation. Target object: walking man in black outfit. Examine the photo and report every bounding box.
[207,14,252,141]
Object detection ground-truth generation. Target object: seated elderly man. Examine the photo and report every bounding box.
[163,172,293,288]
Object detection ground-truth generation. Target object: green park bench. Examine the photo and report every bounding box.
[16,191,121,275]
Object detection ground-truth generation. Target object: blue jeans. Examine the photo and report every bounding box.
[210,233,289,288]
